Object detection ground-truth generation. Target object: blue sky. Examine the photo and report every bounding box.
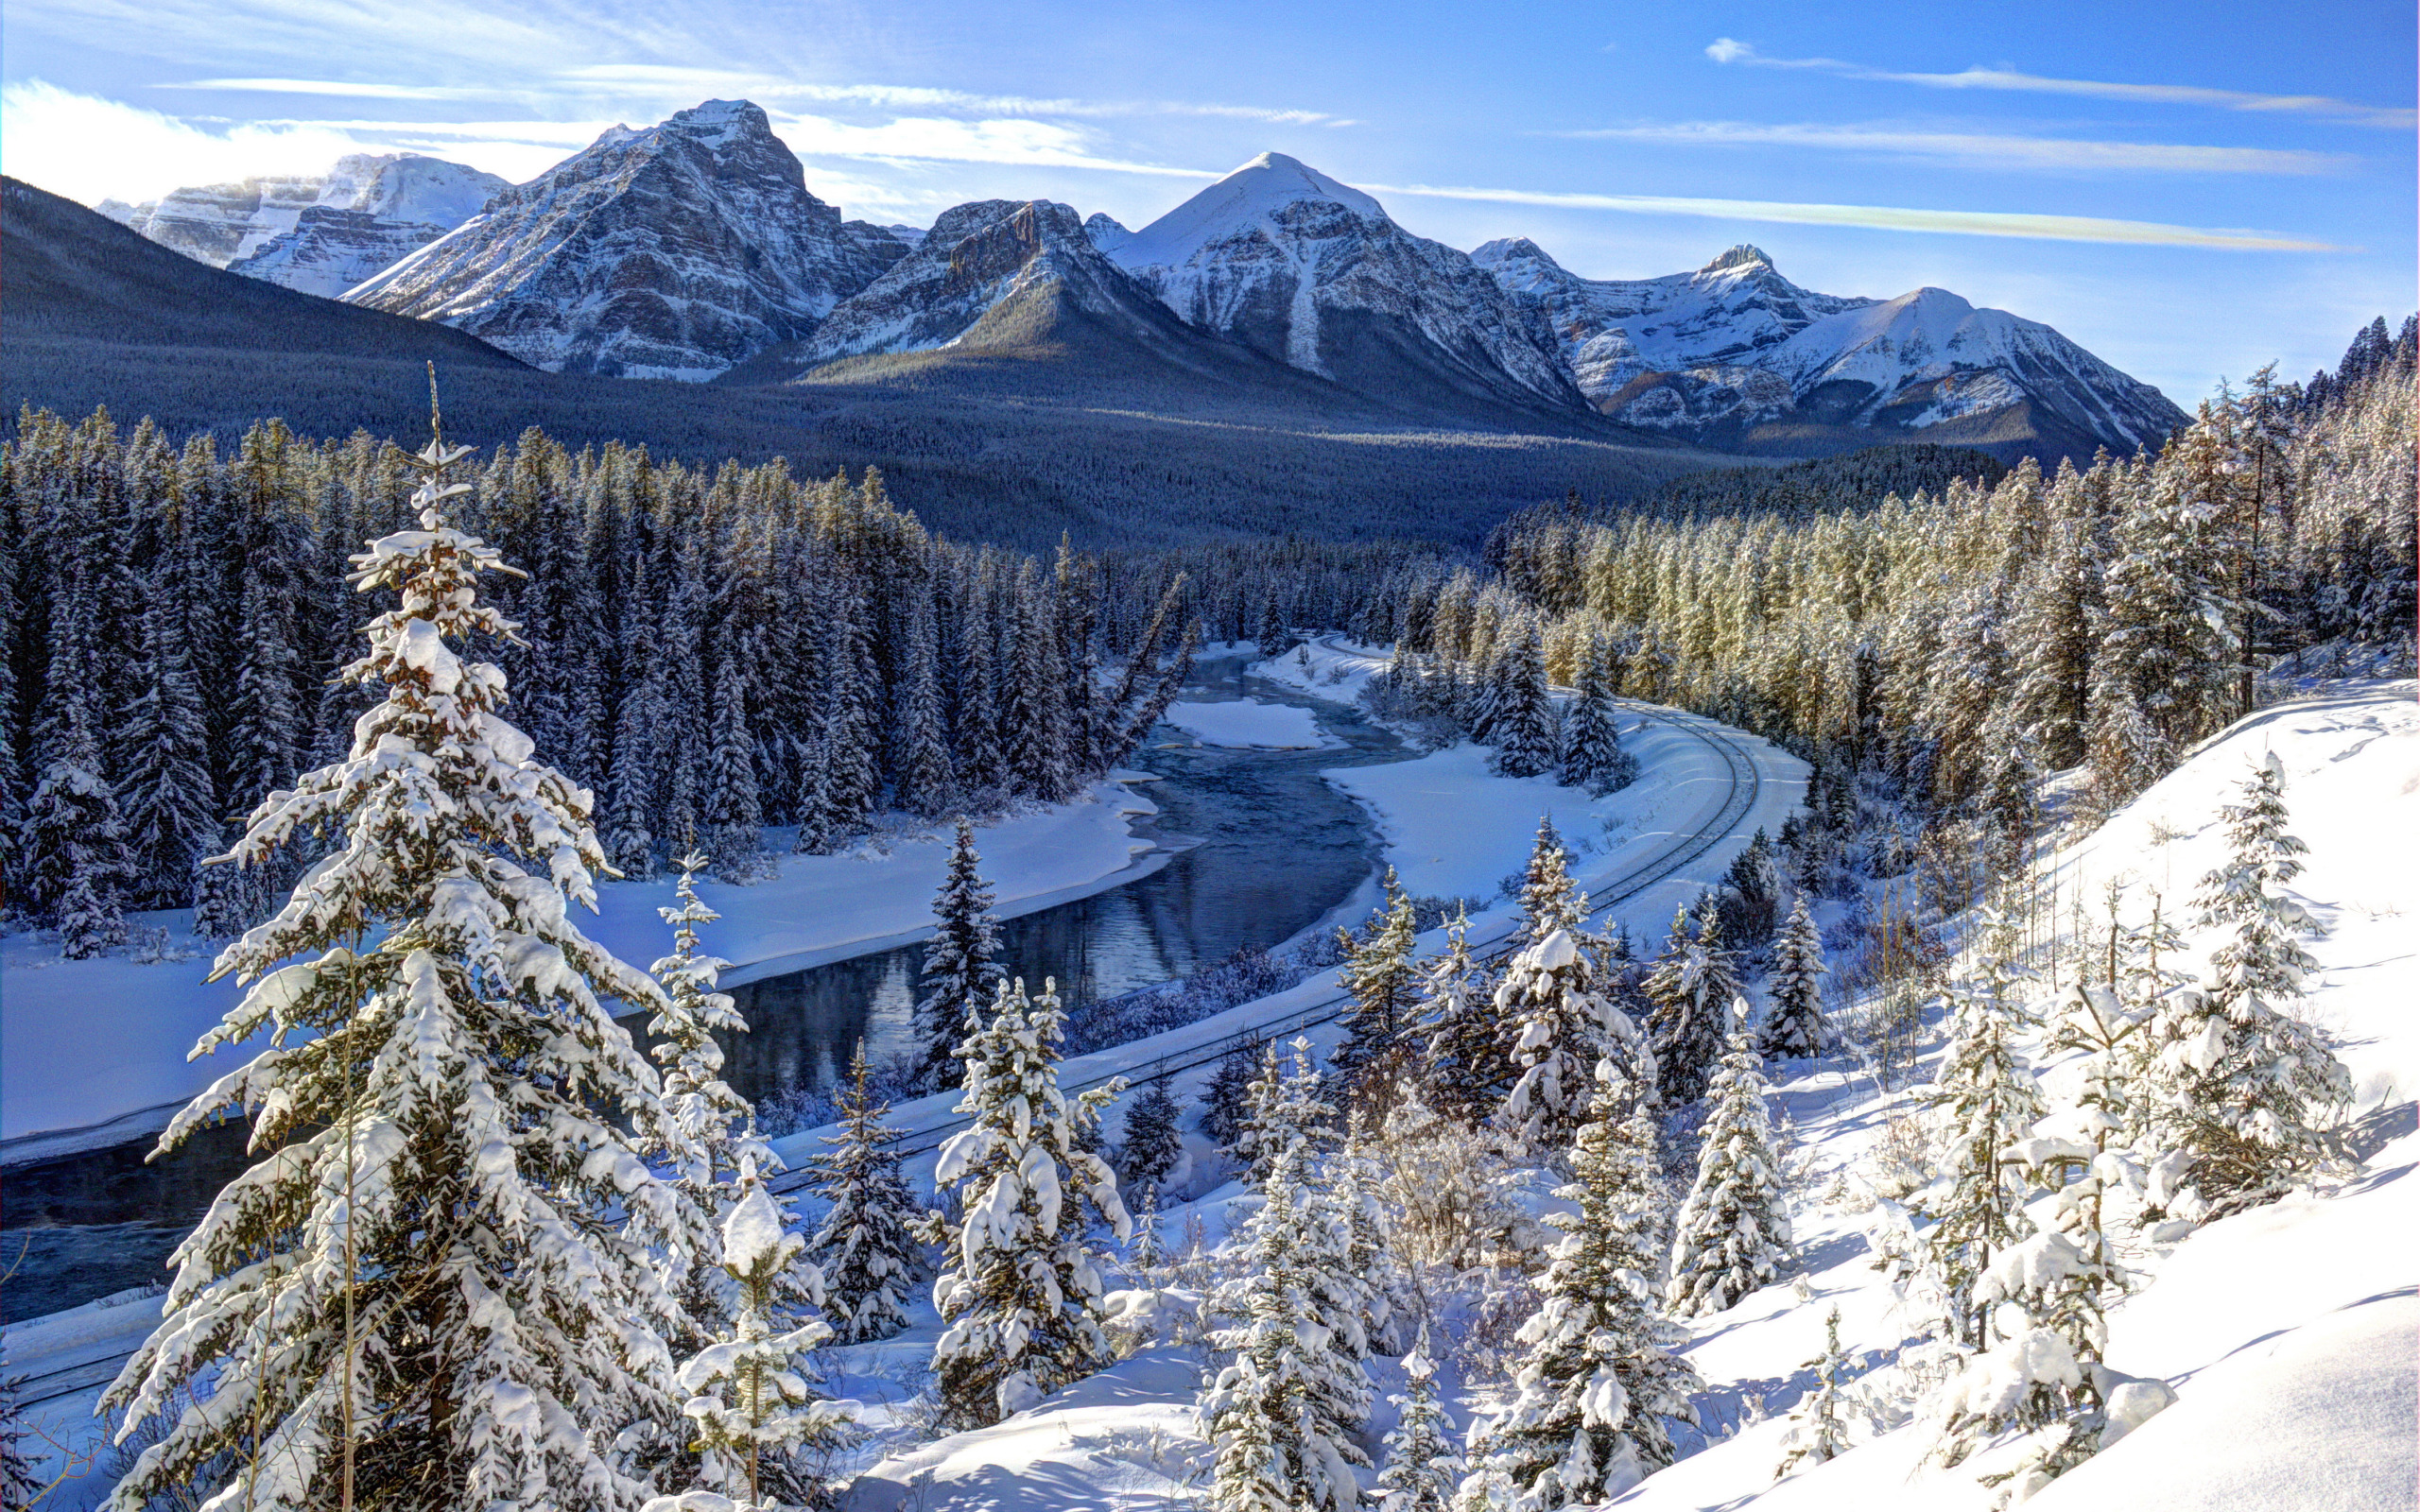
[4,0,2411,402]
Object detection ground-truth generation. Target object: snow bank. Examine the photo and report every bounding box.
[1161,699,1337,749]
[1,779,1165,1147]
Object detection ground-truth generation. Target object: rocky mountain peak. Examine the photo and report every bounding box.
[345,98,899,378]
[1702,244,1774,273]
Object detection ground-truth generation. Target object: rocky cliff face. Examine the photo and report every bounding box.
[343,101,908,379]
[99,154,506,291]
[1474,238,2185,453]
[1103,153,1580,411]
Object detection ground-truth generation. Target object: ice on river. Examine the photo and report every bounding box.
[1161,699,1336,749]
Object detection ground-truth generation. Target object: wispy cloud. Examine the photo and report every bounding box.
[165,77,497,101]
[1372,180,2344,250]
[1704,40,2418,129]
[1560,120,2350,176]
[163,65,1349,127]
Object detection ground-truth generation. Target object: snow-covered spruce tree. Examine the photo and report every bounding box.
[1495,928,1635,1156]
[1489,627,1558,779]
[923,977,1129,1431]
[1332,1117,1399,1357]
[101,424,712,1512]
[1458,1057,1703,1510]
[1239,1038,1338,1186]
[1200,1045,1261,1156]
[117,586,217,909]
[1127,1177,1167,1273]
[1666,1017,1792,1318]
[1916,912,2047,1349]
[1334,868,1421,1091]
[0,1370,44,1510]
[1757,896,1830,1062]
[1772,1306,1853,1477]
[804,1042,924,1346]
[1512,817,1587,946]
[1640,901,1741,1105]
[1557,633,1635,795]
[1376,1334,1462,1512]
[1416,907,1509,1126]
[894,598,958,820]
[1115,1076,1185,1196]
[913,818,1007,1091]
[648,850,774,1347]
[22,531,130,954]
[700,622,768,882]
[2148,753,2350,1214]
[1201,1137,1373,1512]
[656,1167,857,1512]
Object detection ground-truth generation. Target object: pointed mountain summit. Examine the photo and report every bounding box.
[345,100,909,378]
[1104,153,1578,411]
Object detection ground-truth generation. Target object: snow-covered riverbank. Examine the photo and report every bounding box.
[1,778,1167,1150]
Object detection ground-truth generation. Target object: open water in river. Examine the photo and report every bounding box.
[0,653,1409,1323]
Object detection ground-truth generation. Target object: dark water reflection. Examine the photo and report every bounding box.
[0,655,1404,1322]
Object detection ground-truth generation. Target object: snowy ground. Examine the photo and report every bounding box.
[0,777,1166,1149]
[1161,698,1338,749]
[804,681,2418,1511]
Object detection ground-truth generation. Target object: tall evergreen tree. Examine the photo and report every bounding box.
[1488,627,1557,778]
[1556,634,1634,795]
[101,422,711,1511]
[805,1043,925,1345]
[2147,754,2350,1213]
[1115,1077,1185,1195]
[1758,897,1830,1061]
[914,818,1007,1091]
[116,583,216,909]
[923,977,1129,1431]
[1666,1019,1792,1317]
[700,622,767,881]
[1415,908,1508,1125]
[1640,901,1741,1105]
[1495,929,1636,1154]
[1333,868,1421,1091]
[1201,1138,1370,1512]
[1375,1335,1462,1512]
[1458,1058,1703,1510]
[1916,912,2047,1348]
[660,1166,857,1510]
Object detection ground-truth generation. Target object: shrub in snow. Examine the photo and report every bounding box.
[1458,1057,1703,1510]
[1376,1336,1462,1512]
[922,977,1130,1432]
[913,819,1007,1091]
[663,1166,857,1510]
[1916,912,2047,1349]
[1641,900,1742,1105]
[0,1371,43,1509]
[804,1043,924,1346]
[1200,1138,1373,1512]
[1773,1305,1855,1477]
[100,430,713,1511]
[2147,753,2351,1215]
[1758,896,1831,1061]
[1370,1085,1528,1274]
[1666,1017,1793,1318]
[1495,928,1640,1156]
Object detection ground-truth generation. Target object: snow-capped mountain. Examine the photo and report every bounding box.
[1474,238,2185,453]
[1101,153,1580,410]
[96,154,507,287]
[780,198,1163,365]
[344,100,910,379]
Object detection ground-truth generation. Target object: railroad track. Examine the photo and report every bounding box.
[774,653,1766,1175]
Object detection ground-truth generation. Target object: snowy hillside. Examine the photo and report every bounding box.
[343,100,910,378]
